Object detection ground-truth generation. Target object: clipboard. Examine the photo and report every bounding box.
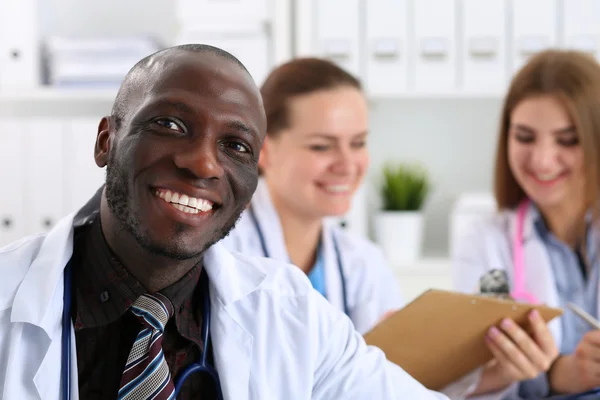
[363,289,563,391]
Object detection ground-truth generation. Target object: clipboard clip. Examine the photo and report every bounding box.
[479,269,514,301]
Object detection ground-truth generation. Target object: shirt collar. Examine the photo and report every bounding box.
[72,215,201,330]
[529,203,595,249]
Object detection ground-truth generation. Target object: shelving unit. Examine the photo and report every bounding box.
[0,88,117,102]
[2,0,598,258]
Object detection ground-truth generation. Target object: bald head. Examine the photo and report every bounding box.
[94,43,266,264]
[111,44,253,130]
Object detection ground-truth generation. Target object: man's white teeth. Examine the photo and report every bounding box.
[172,203,200,214]
[536,173,560,182]
[325,184,351,193]
[155,190,213,212]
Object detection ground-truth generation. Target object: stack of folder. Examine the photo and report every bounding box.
[43,36,162,88]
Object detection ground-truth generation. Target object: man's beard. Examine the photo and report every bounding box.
[104,151,245,260]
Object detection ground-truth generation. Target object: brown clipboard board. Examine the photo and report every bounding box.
[363,289,563,391]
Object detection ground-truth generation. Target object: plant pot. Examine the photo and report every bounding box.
[374,211,424,268]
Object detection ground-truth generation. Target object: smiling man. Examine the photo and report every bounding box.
[0,45,448,400]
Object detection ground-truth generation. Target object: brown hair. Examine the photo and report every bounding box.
[260,57,362,138]
[494,49,600,211]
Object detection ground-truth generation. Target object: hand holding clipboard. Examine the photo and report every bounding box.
[362,289,562,391]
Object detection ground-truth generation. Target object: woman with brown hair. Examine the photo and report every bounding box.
[222,57,404,335]
[452,49,600,398]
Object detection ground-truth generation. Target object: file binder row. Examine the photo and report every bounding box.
[0,118,105,246]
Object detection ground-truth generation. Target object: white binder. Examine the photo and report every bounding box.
[0,0,40,88]
[0,119,27,247]
[24,119,66,236]
[64,118,106,214]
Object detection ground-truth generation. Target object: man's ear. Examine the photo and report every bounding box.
[95,116,113,168]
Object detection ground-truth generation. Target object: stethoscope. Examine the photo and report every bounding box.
[248,204,350,316]
[61,261,224,400]
[512,199,598,303]
[510,199,538,303]
[513,199,600,400]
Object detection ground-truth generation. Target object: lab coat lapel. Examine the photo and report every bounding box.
[208,298,252,400]
[8,213,79,400]
[509,204,562,343]
[321,222,344,312]
[203,243,264,400]
[251,179,290,261]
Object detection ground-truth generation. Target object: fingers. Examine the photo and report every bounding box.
[528,310,559,359]
[485,336,523,381]
[487,327,540,379]
[498,318,552,371]
[583,330,600,348]
[578,338,600,364]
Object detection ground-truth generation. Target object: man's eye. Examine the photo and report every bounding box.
[155,119,183,132]
[228,141,250,153]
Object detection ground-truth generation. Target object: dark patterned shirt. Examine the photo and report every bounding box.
[71,216,216,399]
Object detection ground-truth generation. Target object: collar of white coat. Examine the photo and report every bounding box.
[250,178,289,261]
[250,178,346,310]
[514,201,598,245]
[9,213,267,336]
[251,177,338,253]
[511,201,537,243]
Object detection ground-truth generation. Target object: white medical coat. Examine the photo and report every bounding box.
[222,179,405,334]
[0,211,448,400]
[450,203,600,399]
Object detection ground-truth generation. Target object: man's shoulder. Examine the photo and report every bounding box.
[0,233,47,310]
[0,233,47,267]
[226,247,314,298]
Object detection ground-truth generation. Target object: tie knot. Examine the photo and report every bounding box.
[130,293,173,332]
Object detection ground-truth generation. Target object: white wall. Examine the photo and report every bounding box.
[367,97,503,255]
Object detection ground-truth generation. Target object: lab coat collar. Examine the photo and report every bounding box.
[10,212,76,336]
[203,241,267,307]
[321,220,345,311]
[518,201,598,244]
[514,201,537,243]
[250,178,289,261]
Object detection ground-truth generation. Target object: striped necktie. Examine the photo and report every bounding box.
[118,293,176,400]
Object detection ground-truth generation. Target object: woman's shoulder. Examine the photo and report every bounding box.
[327,222,386,262]
[464,209,516,239]
[453,209,517,264]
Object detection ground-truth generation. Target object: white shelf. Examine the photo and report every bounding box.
[0,87,118,102]
[0,87,506,103]
[369,91,505,100]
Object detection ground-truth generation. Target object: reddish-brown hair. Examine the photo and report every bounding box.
[494,49,600,212]
[260,57,362,138]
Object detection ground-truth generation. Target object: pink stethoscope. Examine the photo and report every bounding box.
[511,198,540,304]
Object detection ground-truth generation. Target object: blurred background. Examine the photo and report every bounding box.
[0,0,596,299]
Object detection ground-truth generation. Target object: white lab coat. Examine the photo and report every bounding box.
[222,179,405,334]
[0,212,448,400]
[450,202,597,399]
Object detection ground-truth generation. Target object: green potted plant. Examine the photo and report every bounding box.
[375,162,430,267]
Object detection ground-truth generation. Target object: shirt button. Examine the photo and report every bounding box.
[100,291,110,303]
